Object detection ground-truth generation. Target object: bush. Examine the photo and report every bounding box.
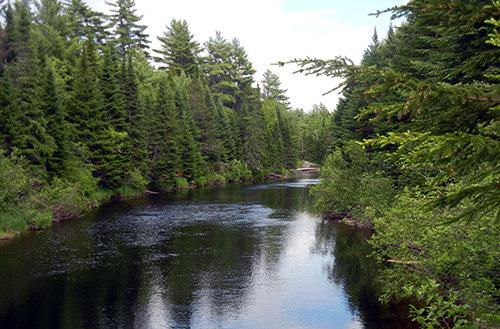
[370,190,498,328]
[310,143,395,223]
[222,160,252,182]
[41,177,94,221]
[175,177,189,189]
[0,153,51,232]
[126,169,148,192]
[207,173,227,186]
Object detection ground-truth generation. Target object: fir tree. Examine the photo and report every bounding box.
[147,74,178,190]
[173,75,204,182]
[1,0,54,165]
[154,19,201,76]
[41,61,68,176]
[122,53,146,173]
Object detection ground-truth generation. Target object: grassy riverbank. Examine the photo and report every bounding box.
[0,152,296,240]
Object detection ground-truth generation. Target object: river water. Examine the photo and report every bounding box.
[0,179,413,329]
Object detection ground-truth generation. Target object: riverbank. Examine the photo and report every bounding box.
[322,212,374,230]
[0,169,300,242]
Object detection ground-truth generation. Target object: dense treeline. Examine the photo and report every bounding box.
[0,0,333,236]
[291,0,499,327]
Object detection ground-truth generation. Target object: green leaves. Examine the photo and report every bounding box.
[310,143,395,223]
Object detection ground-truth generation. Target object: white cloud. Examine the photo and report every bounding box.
[86,0,399,111]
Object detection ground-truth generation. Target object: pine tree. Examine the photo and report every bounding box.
[241,86,264,172]
[275,105,297,168]
[173,75,205,182]
[261,69,289,106]
[212,98,233,161]
[106,0,149,57]
[188,78,224,162]
[230,38,256,112]
[154,19,201,76]
[68,39,102,156]
[34,0,71,59]
[41,61,68,176]
[1,0,54,165]
[64,0,109,44]
[147,74,178,190]
[92,44,129,188]
[122,53,146,173]
[0,2,17,74]
[202,31,237,107]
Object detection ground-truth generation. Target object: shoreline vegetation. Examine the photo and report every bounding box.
[299,1,499,328]
[0,164,303,241]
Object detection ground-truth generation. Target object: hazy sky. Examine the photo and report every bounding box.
[86,0,407,110]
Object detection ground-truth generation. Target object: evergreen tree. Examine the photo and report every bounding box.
[41,61,68,176]
[106,0,149,57]
[68,39,102,156]
[0,0,54,165]
[34,0,71,59]
[202,31,237,107]
[173,75,204,182]
[188,78,224,162]
[241,86,264,172]
[261,69,289,106]
[147,74,178,190]
[275,105,297,168]
[65,0,109,44]
[154,19,201,76]
[93,44,129,188]
[230,38,256,112]
[122,53,146,173]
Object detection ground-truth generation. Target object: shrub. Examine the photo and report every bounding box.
[126,169,148,192]
[370,190,498,328]
[310,143,395,223]
[175,177,189,189]
[222,160,252,182]
[207,173,227,186]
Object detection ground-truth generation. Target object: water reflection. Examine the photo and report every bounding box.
[0,179,412,328]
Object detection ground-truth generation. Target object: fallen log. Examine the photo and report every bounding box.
[267,173,287,179]
[386,259,420,265]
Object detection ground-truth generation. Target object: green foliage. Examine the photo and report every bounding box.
[106,0,149,56]
[310,143,395,223]
[261,69,289,106]
[370,190,498,329]
[292,104,333,164]
[220,160,252,182]
[286,0,500,326]
[154,19,201,76]
[0,0,312,239]
[175,177,189,189]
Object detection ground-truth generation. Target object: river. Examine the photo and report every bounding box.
[0,179,413,329]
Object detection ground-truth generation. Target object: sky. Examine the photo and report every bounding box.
[86,0,407,111]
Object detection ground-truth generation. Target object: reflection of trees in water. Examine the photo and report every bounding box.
[312,220,416,329]
[0,184,309,328]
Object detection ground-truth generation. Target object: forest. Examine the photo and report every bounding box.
[0,0,333,236]
[0,0,498,328]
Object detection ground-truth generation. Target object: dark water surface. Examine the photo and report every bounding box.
[0,179,413,329]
